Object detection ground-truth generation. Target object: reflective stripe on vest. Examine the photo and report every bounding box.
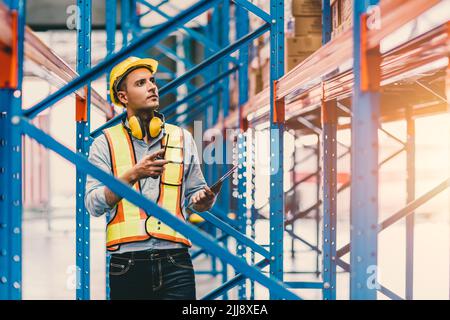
[146,124,191,247]
[104,123,191,251]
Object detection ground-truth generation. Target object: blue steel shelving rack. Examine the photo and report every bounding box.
[222,0,450,300]
[350,0,380,300]
[1,0,449,300]
[235,2,250,300]
[0,0,306,300]
[75,0,92,300]
[0,0,25,300]
[268,0,285,300]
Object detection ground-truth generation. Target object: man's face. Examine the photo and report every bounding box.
[116,67,159,111]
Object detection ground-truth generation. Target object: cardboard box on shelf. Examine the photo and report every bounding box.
[250,58,270,95]
[286,34,322,55]
[331,24,343,39]
[331,0,353,34]
[261,58,270,90]
[286,52,315,72]
[229,75,239,106]
[249,67,261,97]
[330,19,352,39]
[341,15,353,32]
[331,0,340,30]
[341,0,353,22]
[255,68,264,94]
[292,0,322,16]
[294,16,322,36]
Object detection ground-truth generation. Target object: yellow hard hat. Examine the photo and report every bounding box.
[109,56,158,107]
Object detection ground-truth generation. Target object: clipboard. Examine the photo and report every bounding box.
[210,164,239,194]
[187,164,239,215]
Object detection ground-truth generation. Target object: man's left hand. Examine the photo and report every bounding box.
[191,187,216,212]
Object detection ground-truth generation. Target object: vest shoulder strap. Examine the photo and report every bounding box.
[165,123,182,136]
[103,123,137,179]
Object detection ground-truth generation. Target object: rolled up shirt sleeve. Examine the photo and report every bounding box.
[85,134,113,217]
[183,129,212,210]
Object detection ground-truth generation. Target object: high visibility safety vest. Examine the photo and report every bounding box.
[103,123,192,252]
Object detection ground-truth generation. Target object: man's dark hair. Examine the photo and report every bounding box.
[118,79,127,92]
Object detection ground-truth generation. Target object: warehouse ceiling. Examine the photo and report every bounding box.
[26,0,119,30]
[26,0,207,31]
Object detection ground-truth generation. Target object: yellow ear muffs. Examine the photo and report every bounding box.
[128,116,145,140]
[149,116,164,138]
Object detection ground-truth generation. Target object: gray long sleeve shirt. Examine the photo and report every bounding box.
[85,119,208,253]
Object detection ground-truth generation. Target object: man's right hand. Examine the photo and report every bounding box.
[133,149,170,180]
[104,149,169,209]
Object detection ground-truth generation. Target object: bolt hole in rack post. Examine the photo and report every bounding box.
[0,0,449,300]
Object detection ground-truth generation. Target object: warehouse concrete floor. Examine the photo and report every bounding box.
[22,205,449,300]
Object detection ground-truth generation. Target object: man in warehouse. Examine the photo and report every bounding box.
[85,56,217,300]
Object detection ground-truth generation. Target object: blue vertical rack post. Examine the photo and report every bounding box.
[350,0,380,300]
[129,0,139,39]
[236,132,247,299]
[235,2,250,300]
[218,0,231,287]
[220,0,231,234]
[121,0,130,47]
[75,0,92,300]
[322,0,332,42]
[321,97,337,300]
[269,0,285,300]
[204,6,220,281]
[203,14,212,197]
[235,2,249,300]
[315,137,320,276]
[249,127,257,300]
[211,6,220,186]
[0,0,25,300]
[321,0,336,300]
[211,3,223,279]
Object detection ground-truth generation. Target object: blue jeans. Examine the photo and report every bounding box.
[109,248,196,300]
